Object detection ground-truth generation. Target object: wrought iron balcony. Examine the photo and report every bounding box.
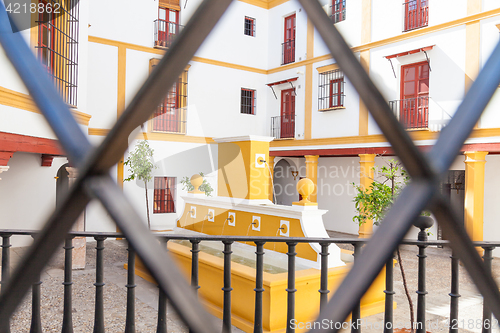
[271,114,295,139]
[154,20,183,48]
[281,39,295,65]
[403,0,428,32]
[389,96,429,130]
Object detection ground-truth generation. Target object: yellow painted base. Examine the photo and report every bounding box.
[130,242,391,333]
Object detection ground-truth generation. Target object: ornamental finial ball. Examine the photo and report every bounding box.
[296,178,314,202]
[190,174,203,191]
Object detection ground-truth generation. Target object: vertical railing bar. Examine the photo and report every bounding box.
[93,236,106,333]
[449,249,460,333]
[254,241,265,333]
[222,241,233,333]
[157,238,168,333]
[62,236,74,333]
[189,240,201,333]
[286,242,297,333]
[1,234,11,333]
[384,252,395,333]
[351,243,361,333]
[319,243,330,312]
[30,235,42,333]
[125,242,136,333]
[416,235,428,333]
[482,246,494,333]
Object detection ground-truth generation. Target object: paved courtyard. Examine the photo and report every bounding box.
[3,233,499,332]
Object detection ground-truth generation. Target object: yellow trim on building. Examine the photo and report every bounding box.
[316,63,339,73]
[358,154,376,238]
[358,50,370,136]
[270,128,500,148]
[0,86,91,126]
[88,128,110,136]
[191,56,267,74]
[237,0,289,9]
[464,151,488,248]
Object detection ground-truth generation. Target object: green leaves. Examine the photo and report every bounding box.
[352,159,407,226]
[123,140,157,183]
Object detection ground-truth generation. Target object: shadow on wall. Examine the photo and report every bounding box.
[273,159,297,206]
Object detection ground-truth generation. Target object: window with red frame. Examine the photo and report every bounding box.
[318,69,345,110]
[282,14,295,65]
[398,61,429,129]
[37,0,79,106]
[150,59,188,133]
[332,0,346,23]
[403,0,428,31]
[241,89,256,115]
[154,177,176,214]
[156,7,180,47]
[244,16,256,36]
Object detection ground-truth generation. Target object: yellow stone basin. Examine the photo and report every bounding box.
[133,240,390,333]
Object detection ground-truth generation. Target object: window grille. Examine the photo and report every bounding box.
[36,0,79,106]
[244,16,256,36]
[154,177,176,213]
[241,88,256,115]
[331,0,346,23]
[150,64,188,133]
[318,69,345,110]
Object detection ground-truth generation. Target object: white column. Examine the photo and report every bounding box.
[66,167,86,269]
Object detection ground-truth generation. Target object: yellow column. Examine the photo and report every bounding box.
[268,155,276,202]
[464,151,488,247]
[304,17,314,140]
[358,154,376,238]
[305,155,319,203]
[359,0,371,136]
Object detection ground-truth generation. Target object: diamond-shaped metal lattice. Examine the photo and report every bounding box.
[1,1,500,332]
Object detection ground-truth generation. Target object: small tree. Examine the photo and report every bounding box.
[124,141,157,229]
[352,159,416,333]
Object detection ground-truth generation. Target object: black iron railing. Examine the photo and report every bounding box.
[389,96,429,130]
[1,229,498,333]
[271,114,295,139]
[403,0,428,32]
[282,39,295,65]
[154,20,184,48]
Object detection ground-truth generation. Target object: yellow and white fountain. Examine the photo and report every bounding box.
[137,136,388,333]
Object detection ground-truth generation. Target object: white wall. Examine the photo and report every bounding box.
[121,140,218,231]
[0,153,67,246]
[483,155,500,256]
[316,156,360,234]
[368,26,466,135]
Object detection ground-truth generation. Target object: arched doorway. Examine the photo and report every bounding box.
[56,163,70,208]
[273,159,297,206]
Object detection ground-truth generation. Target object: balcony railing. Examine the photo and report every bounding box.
[330,0,346,24]
[154,20,183,48]
[281,39,295,65]
[389,96,429,130]
[1,229,498,333]
[271,114,295,139]
[403,0,428,31]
